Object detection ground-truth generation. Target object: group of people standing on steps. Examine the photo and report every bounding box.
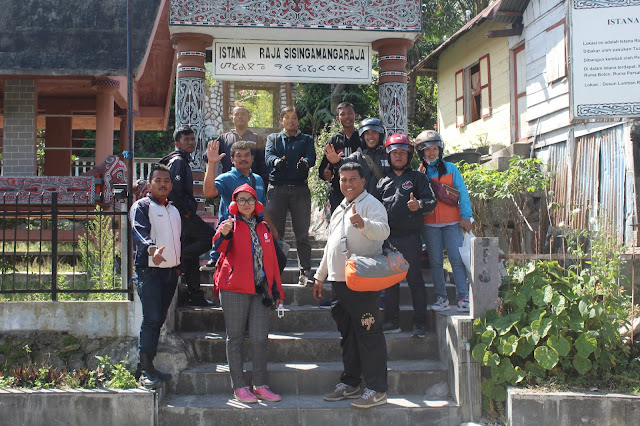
[129,102,473,409]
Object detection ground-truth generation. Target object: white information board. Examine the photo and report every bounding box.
[570,1,640,120]
[213,40,372,84]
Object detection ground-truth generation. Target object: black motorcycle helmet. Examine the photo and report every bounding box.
[357,118,386,149]
[415,130,447,177]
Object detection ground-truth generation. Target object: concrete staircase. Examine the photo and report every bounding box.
[159,221,463,425]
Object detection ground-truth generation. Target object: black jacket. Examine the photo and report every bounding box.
[159,149,197,216]
[374,169,436,237]
[318,130,361,194]
[339,145,389,195]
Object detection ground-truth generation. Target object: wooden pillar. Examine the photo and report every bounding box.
[44,117,72,176]
[171,33,213,172]
[372,38,414,135]
[116,109,138,162]
[92,78,119,166]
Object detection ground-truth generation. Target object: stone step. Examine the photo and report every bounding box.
[287,247,325,260]
[174,360,448,396]
[196,281,459,307]
[180,331,438,363]
[175,305,430,333]
[159,394,461,426]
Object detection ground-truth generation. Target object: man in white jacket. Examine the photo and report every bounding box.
[130,163,182,389]
[313,162,390,409]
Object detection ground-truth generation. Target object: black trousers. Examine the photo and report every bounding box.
[330,281,388,393]
[385,234,426,327]
[181,213,215,293]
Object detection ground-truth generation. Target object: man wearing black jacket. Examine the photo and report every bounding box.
[318,102,361,213]
[160,126,214,306]
[373,134,436,338]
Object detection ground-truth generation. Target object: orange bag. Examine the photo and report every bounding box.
[345,248,409,292]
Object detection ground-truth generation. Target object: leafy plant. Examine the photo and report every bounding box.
[78,206,121,292]
[459,157,549,252]
[0,355,136,390]
[470,225,636,417]
[307,122,339,208]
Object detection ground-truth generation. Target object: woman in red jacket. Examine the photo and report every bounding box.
[213,183,284,404]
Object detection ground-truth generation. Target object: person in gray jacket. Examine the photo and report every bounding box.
[313,162,390,409]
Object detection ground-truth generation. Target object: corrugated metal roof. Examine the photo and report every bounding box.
[411,0,530,74]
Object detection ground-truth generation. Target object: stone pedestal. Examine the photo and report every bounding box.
[470,237,501,318]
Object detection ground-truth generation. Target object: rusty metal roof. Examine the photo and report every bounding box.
[411,0,529,75]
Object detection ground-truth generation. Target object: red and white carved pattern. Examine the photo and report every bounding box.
[178,51,207,57]
[170,0,420,30]
[0,177,95,204]
[380,71,407,77]
[176,76,206,171]
[81,155,127,204]
[177,66,207,73]
[379,82,407,135]
[379,55,407,61]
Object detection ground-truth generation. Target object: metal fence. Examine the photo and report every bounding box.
[0,192,131,301]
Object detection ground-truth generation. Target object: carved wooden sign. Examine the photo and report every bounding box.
[213,40,372,83]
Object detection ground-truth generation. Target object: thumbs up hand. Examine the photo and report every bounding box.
[349,203,364,229]
[151,245,167,265]
[407,192,420,212]
[220,217,234,236]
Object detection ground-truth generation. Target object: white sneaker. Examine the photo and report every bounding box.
[457,296,470,312]
[431,296,450,312]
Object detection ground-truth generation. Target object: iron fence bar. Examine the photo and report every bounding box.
[12,195,18,291]
[51,192,58,301]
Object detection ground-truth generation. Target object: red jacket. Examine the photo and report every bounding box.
[213,217,284,300]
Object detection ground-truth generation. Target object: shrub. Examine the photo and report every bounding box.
[470,225,637,417]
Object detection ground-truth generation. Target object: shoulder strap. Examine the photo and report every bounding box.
[362,153,383,180]
[250,173,256,189]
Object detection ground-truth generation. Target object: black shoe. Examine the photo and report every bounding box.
[382,321,401,334]
[139,370,162,389]
[187,291,215,307]
[138,353,170,388]
[411,324,426,338]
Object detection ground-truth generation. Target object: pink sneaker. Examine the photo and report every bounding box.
[234,386,258,403]
[252,385,282,402]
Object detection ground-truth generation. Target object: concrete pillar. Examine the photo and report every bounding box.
[470,237,501,318]
[44,117,72,176]
[372,38,413,135]
[2,79,37,176]
[171,33,213,172]
[92,78,119,166]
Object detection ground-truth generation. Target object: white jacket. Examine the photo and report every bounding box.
[315,190,390,282]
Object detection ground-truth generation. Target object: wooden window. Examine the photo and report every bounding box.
[455,68,465,128]
[478,54,492,118]
[455,54,492,127]
[545,19,567,84]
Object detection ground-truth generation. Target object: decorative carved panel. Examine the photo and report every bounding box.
[379,82,407,135]
[176,76,206,171]
[170,0,420,30]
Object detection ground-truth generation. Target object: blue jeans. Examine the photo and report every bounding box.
[135,267,178,355]
[385,234,426,327]
[421,224,468,301]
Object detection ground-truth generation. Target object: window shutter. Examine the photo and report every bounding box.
[545,20,566,84]
[455,68,465,127]
[479,54,491,118]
